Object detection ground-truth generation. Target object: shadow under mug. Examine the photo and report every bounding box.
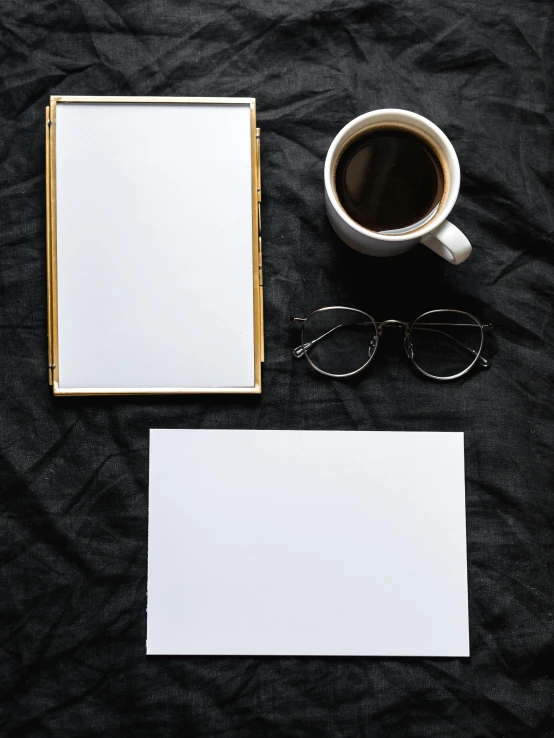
[324,109,472,265]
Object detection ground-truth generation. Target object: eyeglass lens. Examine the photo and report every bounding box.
[302,308,377,376]
[409,310,482,379]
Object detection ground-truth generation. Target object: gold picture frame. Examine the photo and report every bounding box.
[45,96,263,395]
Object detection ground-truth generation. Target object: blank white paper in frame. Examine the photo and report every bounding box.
[52,99,259,393]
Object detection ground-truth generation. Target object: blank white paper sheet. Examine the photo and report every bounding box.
[147,430,469,657]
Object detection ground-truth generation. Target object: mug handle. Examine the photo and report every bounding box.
[420,220,472,265]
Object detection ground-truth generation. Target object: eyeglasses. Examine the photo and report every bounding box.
[292,307,493,380]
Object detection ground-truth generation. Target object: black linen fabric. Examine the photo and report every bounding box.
[1,1,553,736]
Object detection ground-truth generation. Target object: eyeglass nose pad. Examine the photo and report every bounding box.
[369,336,378,358]
[404,338,414,359]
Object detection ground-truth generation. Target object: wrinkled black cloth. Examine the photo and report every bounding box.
[1,1,553,736]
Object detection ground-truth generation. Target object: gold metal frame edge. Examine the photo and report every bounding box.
[255,125,264,363]
[45,106,53,384]
[49,99,60,388]
[52,383,261,396]
[52,95,256,105]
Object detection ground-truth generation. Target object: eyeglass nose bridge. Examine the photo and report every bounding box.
[376,320,415,358]
[377,319,410,336]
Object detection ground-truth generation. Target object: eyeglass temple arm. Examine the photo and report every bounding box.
[292,320,378,359]
[292,323,354,358]
[416,322,493,331]
[409,325,491,367]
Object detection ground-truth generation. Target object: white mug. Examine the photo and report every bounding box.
[324,109,471,265]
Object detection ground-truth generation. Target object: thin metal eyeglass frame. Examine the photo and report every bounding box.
[292,307,493,381]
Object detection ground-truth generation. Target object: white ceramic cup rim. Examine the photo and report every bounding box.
[324,109,461,242]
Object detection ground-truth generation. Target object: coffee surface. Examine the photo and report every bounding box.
[334,128,445,233]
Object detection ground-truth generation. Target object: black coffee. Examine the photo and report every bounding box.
[334,127,445,233]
